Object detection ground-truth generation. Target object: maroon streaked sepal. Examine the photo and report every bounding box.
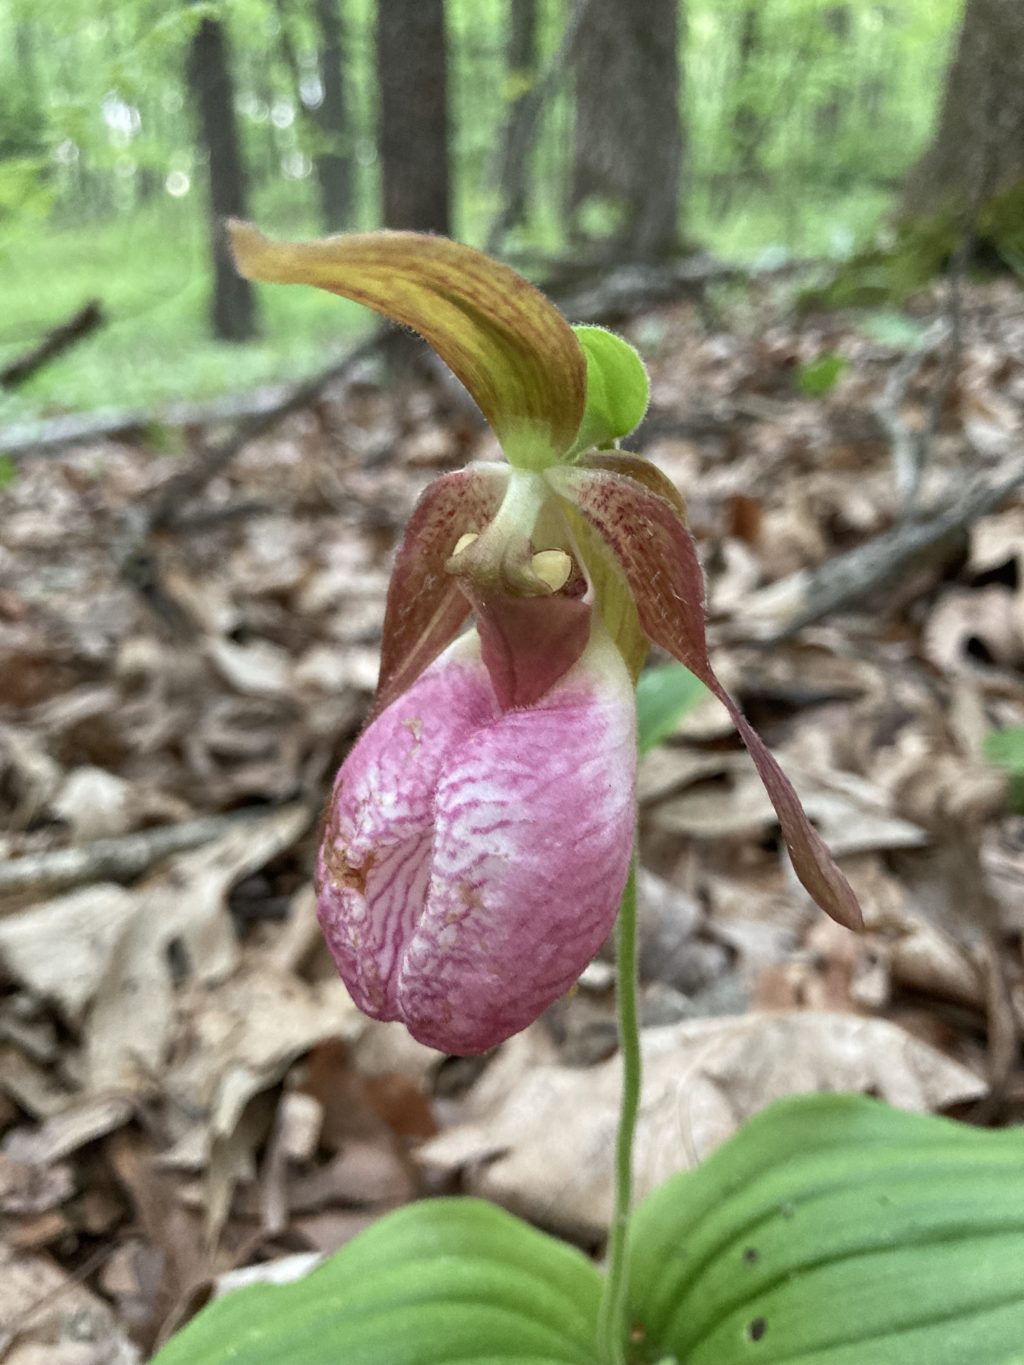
[375,465,508,715]
[552,465,863,932]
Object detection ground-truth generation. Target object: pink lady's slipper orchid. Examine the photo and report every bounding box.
[230,223,861,1055]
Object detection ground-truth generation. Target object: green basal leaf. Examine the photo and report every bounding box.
[636,662,706,755]
[568,325,650,456]
[152,1198,601,1365]
[626,1093,1024,1364]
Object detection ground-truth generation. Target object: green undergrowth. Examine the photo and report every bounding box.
[0,183,915,427]
[0,198,367,425]
[799,182,1024,311]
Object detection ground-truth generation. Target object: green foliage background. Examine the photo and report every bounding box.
[0,0,962,417]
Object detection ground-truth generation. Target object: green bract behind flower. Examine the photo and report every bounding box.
[569,325,650,457]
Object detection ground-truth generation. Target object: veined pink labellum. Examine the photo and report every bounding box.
[316,629,636,1054]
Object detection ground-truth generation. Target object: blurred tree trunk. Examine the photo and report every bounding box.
[712,0,761,216]
[14,23,39,105]
[497,0,539,232]
[274,0,353,231]
[312,0,353,231]
[902,0,1024,218]
[186,16,258,341]
[815,6,849,139]
[569,0,683,261]
[731,2,760,174]
[375,0,450,233]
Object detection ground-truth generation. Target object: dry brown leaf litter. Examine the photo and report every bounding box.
[1,277,1023,1354]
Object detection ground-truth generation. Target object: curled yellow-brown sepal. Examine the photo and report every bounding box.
[228,221,586,470]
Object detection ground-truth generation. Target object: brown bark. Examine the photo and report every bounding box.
[569,0,683,261]
[498,0,539,231]
[902,0,1024,218]
[375,0,451,233]
[312,0,353,231]
[186,17,259,341]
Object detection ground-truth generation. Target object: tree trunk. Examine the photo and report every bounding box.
[712,0,762,216]
[902,0,1024,219]
[186,16,258,341]
[375,0,450,234]
[815,5,850,140]
[569,0,683,262]
[731,2,760,174]
[312,0,353,231]
[497,0,539,231]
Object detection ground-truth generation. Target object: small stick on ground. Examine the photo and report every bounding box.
[0,300,105,390]
[735,455,1024,645]
[0,812,270,899]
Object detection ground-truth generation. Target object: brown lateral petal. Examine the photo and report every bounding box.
[229,223,585,464]
[555,466,863,931]
[375,466,508,715]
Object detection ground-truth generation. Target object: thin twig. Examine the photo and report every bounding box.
[736,456,1024,645]
[0,811,266,899]
[112,328,385,623]
[147,330,383,532]
[0,300,105,390]
[0,1243,116,1353]
[872,320,946,513]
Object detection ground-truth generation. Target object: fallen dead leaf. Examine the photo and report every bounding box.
[205,637,294,699]
[0,885,139,1027]
[419,1012,986,1242]
[84,805,312,1092]
[4,1094,136,1166]
[0,725,61,831]
[0,1153,75,1215]
[51,767,133,844]
[0,1244,140,1364]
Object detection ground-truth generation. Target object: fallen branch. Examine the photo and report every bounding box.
[0,812,264,899]
[1,383,315,460]
[735,457,1024,645]
[148,329,384,532]
[545,252,794,323]
[0,300,105,390]
[112,329,386,624]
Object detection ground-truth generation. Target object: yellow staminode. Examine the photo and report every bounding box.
[530,549,572,592]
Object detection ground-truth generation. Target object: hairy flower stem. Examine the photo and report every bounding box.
[596,854,640,1365]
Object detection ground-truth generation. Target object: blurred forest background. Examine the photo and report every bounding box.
[3,0,1015,420]
[3,3,1024,1360]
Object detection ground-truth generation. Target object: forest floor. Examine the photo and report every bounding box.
[1,269,1023,1362]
